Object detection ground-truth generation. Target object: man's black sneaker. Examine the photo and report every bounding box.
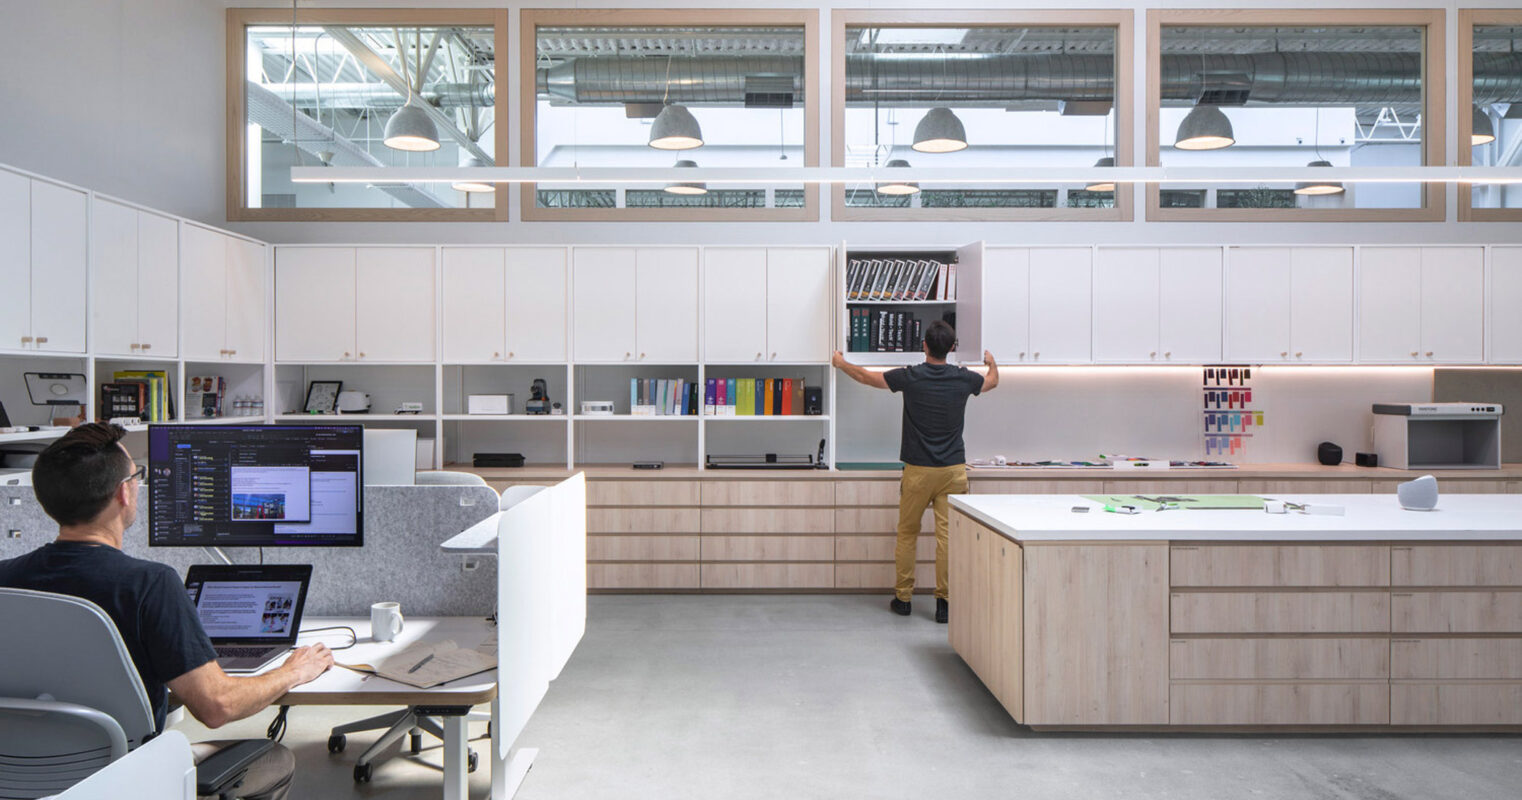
[935,598,949,624]
[890,598,912,616]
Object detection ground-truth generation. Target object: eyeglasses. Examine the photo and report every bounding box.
[121,464,146,485]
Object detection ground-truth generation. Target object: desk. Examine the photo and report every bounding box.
[286,616,497,800]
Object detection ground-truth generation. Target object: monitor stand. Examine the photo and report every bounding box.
[203,546,234,565]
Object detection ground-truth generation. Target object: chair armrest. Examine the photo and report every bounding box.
[0,696,129,760]
[194,739,272,797]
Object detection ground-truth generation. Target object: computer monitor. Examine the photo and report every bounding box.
[148,424,363,547]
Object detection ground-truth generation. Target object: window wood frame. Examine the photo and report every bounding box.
[830,9,1134,222]
[519,8,820,223]
[1145,8,1446,223]
[1459,9,1522,222]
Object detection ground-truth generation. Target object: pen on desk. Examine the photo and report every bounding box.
[407,653,435,674]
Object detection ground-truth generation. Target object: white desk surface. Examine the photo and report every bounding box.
[950,493,1522,543]
[275,616,498,706]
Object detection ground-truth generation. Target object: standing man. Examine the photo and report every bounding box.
[832,320,997,623]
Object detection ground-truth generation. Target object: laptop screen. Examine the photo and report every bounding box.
[185,564,312,644]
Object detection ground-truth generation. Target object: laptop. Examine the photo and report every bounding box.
[184,564,314,673]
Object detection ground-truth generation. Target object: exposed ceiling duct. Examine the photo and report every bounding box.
[259,82,494,111]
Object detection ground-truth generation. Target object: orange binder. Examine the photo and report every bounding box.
[782,379,794,415]
[763,379,775,416]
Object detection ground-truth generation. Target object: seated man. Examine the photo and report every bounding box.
[0,423,333,800]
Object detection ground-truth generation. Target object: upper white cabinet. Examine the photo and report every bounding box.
[705,247,832,363]
[1492,248,1522,363]
[1028,248,1092,363]
[91,198,178,357]
[636,248,699,362]
[355,248,435,362]
[182,225,267,363]
[1360,247,1483,363]
[0,173,87,353]
[505,248,568,362]
[444,247,568,362]
[276,247,355,362]
[572,248,638,362]
[276,247,434,362]
[1225,247,1353,363]
[981,248,1031,362]
[1094,247,1222,363]
[224,238,267,362]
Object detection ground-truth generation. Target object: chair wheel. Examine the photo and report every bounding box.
[353,762,373,783]
[410,732,422,754]
[327,734,346,753]
[467,751,479,773]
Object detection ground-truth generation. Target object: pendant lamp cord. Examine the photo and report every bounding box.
[662,53,673,106]
[1313,106,1324,162]
[290,0,303,167]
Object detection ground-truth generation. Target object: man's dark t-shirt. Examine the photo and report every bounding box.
[884,362,984,467]
[0,542,218,731]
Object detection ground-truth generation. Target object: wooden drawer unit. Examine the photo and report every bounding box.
[834,481,899,506]
[701,563,834,589]
[1374,480,1509,494]
[700,508,833,534]
[974,479,1105,495]
[1392,638,1522,680]
[588,563,700,590]
[1237,480,1373,494]
[1392,591,1522,633]
[587,507,701,534]
[1171,545,1390,587]
[1391,545,1522,587]
[1170,637,1390,680]
[702,480,833,506]
[1170,591,1391,634]
[701,535,833,562]
[834,562,936,590]
[1102,480,1239,494]
[588,480,699,507]
[835,535,935,562]
[1171,683,1390,726]
[834,507,932,534]
[1392,683,1522,725]
[587,535,699,562]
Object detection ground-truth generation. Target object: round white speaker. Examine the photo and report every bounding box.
[1397,474,1439,511]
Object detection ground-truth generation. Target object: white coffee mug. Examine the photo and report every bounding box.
[371,602,404,642]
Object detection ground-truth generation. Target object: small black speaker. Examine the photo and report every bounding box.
[803,387,823,415]
[1317,441,1343,466]
[1355,452,1379,468]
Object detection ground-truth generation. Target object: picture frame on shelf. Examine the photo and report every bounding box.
[304,380,342,414]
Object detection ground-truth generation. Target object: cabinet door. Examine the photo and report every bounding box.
[764,247,832,363]
[180,225,227,361]
[1359,247,1423,362]
[29,180,88,353]
[703,248,768,362]
[90,198,140,356]
[355,247,435,362]
[572,248,637,362]
[1420,247,1484,363]
[1290,247,1354,362]
[1159,248,1223,363]
[275,247,355,362]
[1492,247,1522,363]
[135,211,178,357]
[1027,248,1091,363]
[224,238,266,362]
[442,248,505,362]
[1093,248,1160,362]
[1225,247,1291,362]
[981,248,1030,362]
[0,171,30,349]
[636,247,699,362]
[503,248,567,362]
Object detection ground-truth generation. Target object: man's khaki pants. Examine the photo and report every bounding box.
[895,463,969,603]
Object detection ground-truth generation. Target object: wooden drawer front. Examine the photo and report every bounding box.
[588,563,699,590]
[1237,480,1372,494]
[1392,591,1522,633]
[1171,592,1391,634]
[1102,480,1239,494]
[834,508,932,534]
[1392,545,1522,587]
[835,535,935,562]
[1171,545,1389,588]
[1170,683,1390,726]
[701,508,833,534]
[1373,480,1508,494]
[588,480,699,507]
[701,563,834,589]
[1392,638,1522,680]
[587,535,699,562]
[834,562,935,590]
[1392,683,1522,725]
[834,481,899,506]
[701,535,833,562]
[587,507,701,534]
[701,481,833,506]
[1170,638,1389,680]
[974,479,1105,495]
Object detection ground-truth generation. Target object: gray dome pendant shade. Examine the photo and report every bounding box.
[383,96,441,152]
[664,159,708,195]
[1085,156,1116,192]
[452,153,495,193]
[1174,105,1234,150]
[649,104,704,150]
[912,107,968,153]
[874,159,920,195]
[1472,107,1497,146]
[1293,160,1344,196]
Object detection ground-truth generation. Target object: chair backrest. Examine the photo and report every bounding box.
[52,731,194,800]
[417,470,489,488]
[0,588,155,799]
[498,484,545,511]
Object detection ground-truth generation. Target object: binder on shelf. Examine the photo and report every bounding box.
[726,379,738,416]
[936,263,949,300]
[947,264,957,301]
[705,378,716,416]
[736,379,752,416]
[763,380,774,416]
[869,260,891,300]
[782,379,794,415]
[791,380,805,416]
[914,261,937,300]
[770,379,783,415]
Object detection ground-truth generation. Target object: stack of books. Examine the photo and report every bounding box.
[629,378,701,416]
[845,258,956,302]
[101,370,173,421]
[848,309,926,353]
[703,378,809,416]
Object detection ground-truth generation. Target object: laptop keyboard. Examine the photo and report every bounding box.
[219,646,276,658]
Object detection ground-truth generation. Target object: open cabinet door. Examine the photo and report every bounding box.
[954,241,984,365]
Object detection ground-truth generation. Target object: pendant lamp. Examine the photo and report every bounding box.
[1174,105,1234,150]
[1473,107,1497,146]
[649,105,704,150]
[1293,160,1344,196]
[1084,156,1116,192]
[912,107,968,153]
[451,153,495,193]
[663,159,708,195]
[384,96,441,152]
[874,159,920,195]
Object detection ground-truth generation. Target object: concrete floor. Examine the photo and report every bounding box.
[180,595,1522,799]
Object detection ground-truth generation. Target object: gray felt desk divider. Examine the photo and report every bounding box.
[0,485,501,617]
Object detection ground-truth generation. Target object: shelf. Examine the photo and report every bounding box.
[94,354,181,363]
[0,428,71,444]
[173,416,268,425]
[703,415,830,422]
[442,414,567,422]
[847,299,956,305]
[573,415,699,422]
[273,414,432,422]
[844,353,921,366]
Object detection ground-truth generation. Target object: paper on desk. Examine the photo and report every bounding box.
[339,640,496,689]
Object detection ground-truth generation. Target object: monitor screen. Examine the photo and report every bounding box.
[148,424,363,547]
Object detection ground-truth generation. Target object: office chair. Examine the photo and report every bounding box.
[415,471,490,487]
[0,588,270,800]
[53,731,196,800]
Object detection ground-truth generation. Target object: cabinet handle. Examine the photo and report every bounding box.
[493,352,500,359]
[140,343,150,351]
[20,336,32,345]
[359,352,366,359]
[1149,351,1157,358]
[343,351,351,358]
[771,352,777,360]
[624,352,631,360]
[35,336,47,344]
[1018,352,1025,359]
[130,343,140,351]
[507,352,514,359]
[1410,351,1419,357]
[227,349,236,356]
[1425,351,1433,357]
[756,352,763,360]
[1033,352,1039,359]
[1295,351,1303,358]
[1164,351,1171,358]
[641,353,647,360]
[1280,351,1288,357]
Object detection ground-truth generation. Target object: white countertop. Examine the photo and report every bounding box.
[949,494,1522,542]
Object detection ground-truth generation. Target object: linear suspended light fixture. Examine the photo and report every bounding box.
[383,97,441,152]
[1174,105,1235,150]
[663,160,708,195]
[451,154,495,193]
[1084,156,1116,192]
[912,107,968,153]
[1473,107,1497,146]
[874,159,920,195]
